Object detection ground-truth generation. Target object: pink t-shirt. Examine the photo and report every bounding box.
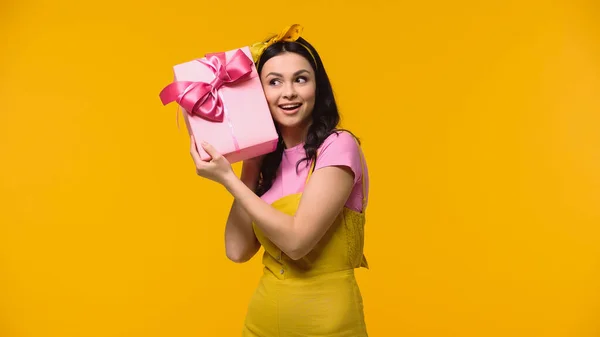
[261,131,369,212]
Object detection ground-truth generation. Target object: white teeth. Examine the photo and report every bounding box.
[280,104,301,109]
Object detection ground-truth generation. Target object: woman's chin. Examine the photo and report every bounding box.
[274,115,309,129]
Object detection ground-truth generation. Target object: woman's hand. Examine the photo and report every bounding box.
[190,136,235,185]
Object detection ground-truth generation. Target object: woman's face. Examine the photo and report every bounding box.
[260,52,316,130]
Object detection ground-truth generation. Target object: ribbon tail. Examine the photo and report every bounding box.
[159,81,194,106]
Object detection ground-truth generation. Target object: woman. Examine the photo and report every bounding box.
[190,24,370,336]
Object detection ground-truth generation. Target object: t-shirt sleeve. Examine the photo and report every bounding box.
[314,131,363,184]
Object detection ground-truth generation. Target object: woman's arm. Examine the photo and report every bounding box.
[223,162,261,263]
[190,137,355,262]
[223,165,354,260]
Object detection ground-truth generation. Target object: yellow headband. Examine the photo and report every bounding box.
[250,24,318,68]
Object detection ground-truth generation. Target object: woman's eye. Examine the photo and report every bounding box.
[296,76,307,83]
[269,79,281,86]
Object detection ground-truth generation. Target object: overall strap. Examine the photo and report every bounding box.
[355,137,368,212]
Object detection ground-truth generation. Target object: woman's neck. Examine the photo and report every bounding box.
[280,123,311,149]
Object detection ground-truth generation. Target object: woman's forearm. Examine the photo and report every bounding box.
[223,165,261,263]
[223,172,297,258]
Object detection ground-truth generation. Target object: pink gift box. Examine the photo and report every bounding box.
[159,46,278,164]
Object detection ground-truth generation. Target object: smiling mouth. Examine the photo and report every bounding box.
[278,103,302,111]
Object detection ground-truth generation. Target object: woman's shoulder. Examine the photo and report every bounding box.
[315,129,364,183]
[319,129,361,154]
[316,129,368,212]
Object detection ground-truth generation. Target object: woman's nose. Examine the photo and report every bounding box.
[282,83,298,100]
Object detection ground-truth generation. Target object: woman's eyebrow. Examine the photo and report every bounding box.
[265,69,311,78]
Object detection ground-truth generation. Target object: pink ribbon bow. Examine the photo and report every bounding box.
[159,49,255,122]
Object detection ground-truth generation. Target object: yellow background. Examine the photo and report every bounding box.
[1,0,599,336]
